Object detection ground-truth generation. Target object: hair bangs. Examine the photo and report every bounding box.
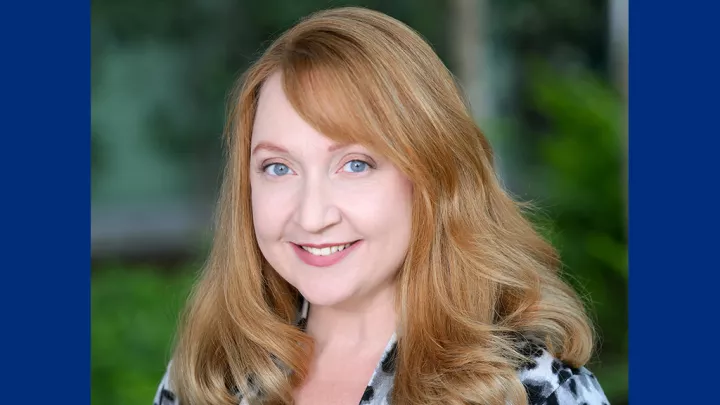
[278,42,415,170]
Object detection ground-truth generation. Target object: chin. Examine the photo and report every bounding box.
[295,281,358,308]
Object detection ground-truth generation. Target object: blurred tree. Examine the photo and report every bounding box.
[485,2,626,402]
[609,0,628,220]
[489,0,610,178]
[527,64,627,403]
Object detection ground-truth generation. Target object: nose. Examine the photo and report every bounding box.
[294,176,341,233]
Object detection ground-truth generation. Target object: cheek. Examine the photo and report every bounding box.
[381,178,413,245]
[250,179,294,240]
[342,174,413,240]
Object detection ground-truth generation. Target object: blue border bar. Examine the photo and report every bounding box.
[1,1,90,402]
[630,1,719,403]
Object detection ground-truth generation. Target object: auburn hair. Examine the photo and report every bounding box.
[171,6,594,405]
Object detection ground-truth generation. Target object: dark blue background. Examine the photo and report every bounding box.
[628,0,719,403]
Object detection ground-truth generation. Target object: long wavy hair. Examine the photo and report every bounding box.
[171,7,594,405]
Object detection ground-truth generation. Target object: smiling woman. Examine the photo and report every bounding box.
[153,6,609,405]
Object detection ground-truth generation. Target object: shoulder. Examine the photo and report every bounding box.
[153,363,180,405]
[516,343,610,405]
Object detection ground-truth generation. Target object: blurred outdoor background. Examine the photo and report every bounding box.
[91,0,628,404]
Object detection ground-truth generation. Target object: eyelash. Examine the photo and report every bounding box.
[261,162,293,177]
[259,156,376,176]
[340,155,377,172]
[343,158,376,171]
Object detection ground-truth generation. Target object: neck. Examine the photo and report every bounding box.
[305,286,396,353]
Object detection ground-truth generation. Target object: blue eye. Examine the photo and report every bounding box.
[264,163,293,176]
[342,160,370,173]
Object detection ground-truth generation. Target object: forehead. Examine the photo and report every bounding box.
[251,73,332,148]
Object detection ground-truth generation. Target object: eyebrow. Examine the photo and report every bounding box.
[251,141,351,156]
[251,142,288,156]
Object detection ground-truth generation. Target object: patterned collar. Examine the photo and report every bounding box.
[294,298,399,404]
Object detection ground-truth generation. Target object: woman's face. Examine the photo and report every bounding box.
[250,73,413,308]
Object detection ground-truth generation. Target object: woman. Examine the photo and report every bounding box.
[154,7,609,405]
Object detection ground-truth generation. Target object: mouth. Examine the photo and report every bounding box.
[291,240,361,267]
[296,241,358,256]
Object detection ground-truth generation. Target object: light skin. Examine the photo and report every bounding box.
[250,72,413,404]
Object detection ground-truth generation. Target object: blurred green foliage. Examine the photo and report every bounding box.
[91,268,195,405]
[525,65,627,402]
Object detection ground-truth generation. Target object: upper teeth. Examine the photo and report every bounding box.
[302,243,353,256]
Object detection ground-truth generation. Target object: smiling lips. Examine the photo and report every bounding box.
[292,241,361,267]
